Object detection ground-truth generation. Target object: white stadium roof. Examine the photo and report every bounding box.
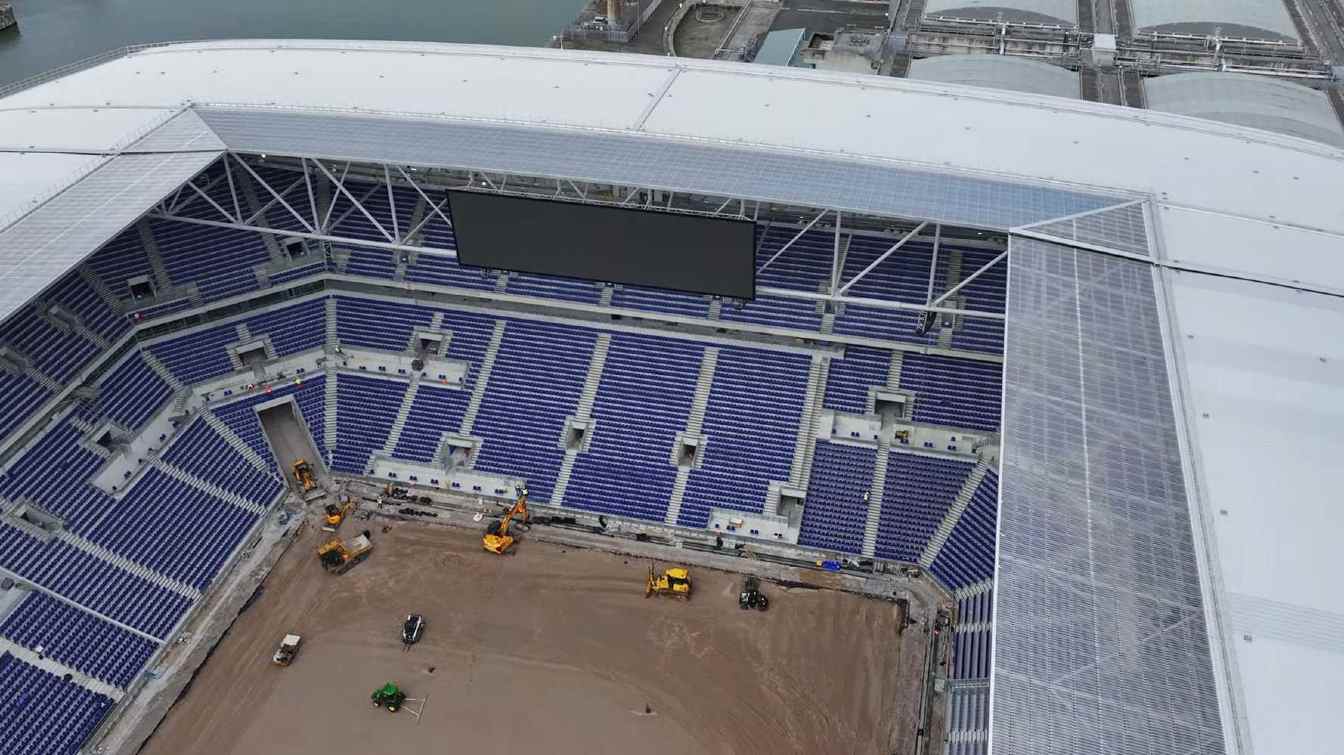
[2,40,1343,755]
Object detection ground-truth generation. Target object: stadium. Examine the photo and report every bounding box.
[0,38,1340,755]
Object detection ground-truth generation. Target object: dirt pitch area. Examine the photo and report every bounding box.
[141,518,928,755]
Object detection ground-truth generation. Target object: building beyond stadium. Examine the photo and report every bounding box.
[1,40,1343,755]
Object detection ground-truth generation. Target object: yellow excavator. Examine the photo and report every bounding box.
[322,501,352,532]
[482,487,529,555]
[645,564,692,600]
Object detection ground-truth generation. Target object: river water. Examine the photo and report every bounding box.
[0,0,583,85]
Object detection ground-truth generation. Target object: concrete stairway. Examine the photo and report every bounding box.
[201,410,275,476]
[137,221,173,293]
[789,354,828,486]
[56,529,201,602]
[459,320,507,435]
[707,298,722,320]
[324,297,339,350]
[235,323,250,342]
[79,267,125,315]
[323,367,338,462]
[886,350,904,390]
[24,364,62,393]
[921,459,990,567]
[380,373,421,456]
[664,347,719,526]
[550,334,611,506]
[141,350,186,392]
[155,461,269,516]
[860,440,892,557]
[599,285,614,307]
[0,637,127,700]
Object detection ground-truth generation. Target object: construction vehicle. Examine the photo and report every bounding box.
[271,634,302,666]
[402,614,425,646]
[739,576,769,611]
[370,682,406,712]
[292,459,325,502]
[482,487,529,555]
[322,501,353,532]
[645,564,692,600]
[317,533,372,574]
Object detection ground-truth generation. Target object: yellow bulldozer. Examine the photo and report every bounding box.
[482,488,529,555]
[645,564,692,600]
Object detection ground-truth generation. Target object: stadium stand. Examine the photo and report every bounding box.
[875,453,975,562]
[677,347,810,528]
[332,374,407,474]
[0,653,114,755]
[471,320,597,503]
[565,333,703,521]
[823,346,891,414]
[0,592,158,689]
[797,442,877,553]
[930,470,1000,589]
[86,353,173,430]
[900,353,1002,432]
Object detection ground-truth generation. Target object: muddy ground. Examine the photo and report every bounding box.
[141,518,929,755]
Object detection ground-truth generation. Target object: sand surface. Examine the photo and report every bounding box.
[141,519,926,755]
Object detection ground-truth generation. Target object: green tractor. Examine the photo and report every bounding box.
[371,682,407,712]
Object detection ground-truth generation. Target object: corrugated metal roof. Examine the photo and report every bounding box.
[996,237,1227,755]
[193,106,1117,231]
[1145,73,1344,149]
[0,150,219,324]
[1128,0,1298,41]
[907,54,1079,99]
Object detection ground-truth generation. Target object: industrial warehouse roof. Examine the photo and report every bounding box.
[1127,0,1299,41]
[921,0,1077,26]
[1,40,1343,755]
[907,54,1079,99]
[1145,72,1344,149]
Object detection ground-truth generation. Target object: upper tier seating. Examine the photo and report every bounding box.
[823,346,891,414]
[565,334,702,521]
[677,348,809,528]
[46,272,128,344]
[900,353,1002,432]
[874,453,974,563]
[0,653,113,755]
[150,219,270,304]
[951,249,1006,355]
[87,353,172,430]
[0,418,116,534]
[796,442,877,553]
[3,306,100,384]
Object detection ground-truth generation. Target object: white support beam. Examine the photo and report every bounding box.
[837,221,928,296]
[300,159,319,232]
[396,166,453,229]
[758,209,829,275]
[829,210,843,294]
[925,223,941,305]
[320,160,350,231]
[149,211,459,258]
[223,156,242,223]
[311,159,395,243]
[930,250,1007,307]
[758,286,1005,321]
[384,165,400,242]
[231,154,314,233]
[183,179,238,224]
